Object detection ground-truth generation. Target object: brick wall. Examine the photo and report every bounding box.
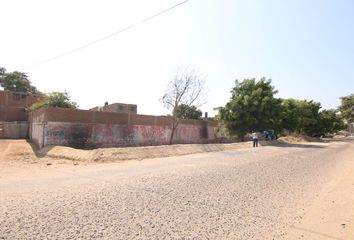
[0,91,42,121]
[30,107,218,149]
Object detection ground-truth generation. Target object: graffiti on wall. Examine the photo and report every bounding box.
[92,124,128,147]
[39,121,216,149]
[132,125,171,145]
[45,123,92,148]
[175,124,203,143]
[46,130,64,138]
[91,124,171,147]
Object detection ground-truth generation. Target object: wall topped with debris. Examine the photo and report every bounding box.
[29,107,218,149]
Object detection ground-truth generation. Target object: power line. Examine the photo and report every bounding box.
[22,0,190,70]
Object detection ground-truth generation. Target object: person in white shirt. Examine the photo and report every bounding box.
[252,132,259,147]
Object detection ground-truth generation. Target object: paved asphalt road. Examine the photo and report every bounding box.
[1,140,353,239]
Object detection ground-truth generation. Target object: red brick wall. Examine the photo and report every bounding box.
[0,91,42,121]
[30,107,218,148]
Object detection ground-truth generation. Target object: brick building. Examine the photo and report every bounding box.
[0,90,42,121]
[90,102,137,114]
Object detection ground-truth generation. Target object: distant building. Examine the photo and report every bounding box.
[90,102,137,114]
[0,90,42,121]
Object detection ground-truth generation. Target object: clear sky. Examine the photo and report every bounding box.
[1,0,353,116]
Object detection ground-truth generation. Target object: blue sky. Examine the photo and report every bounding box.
[0,0,353,116]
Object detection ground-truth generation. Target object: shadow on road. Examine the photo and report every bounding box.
[324,136,354,143]
[261,141,326,149]
[273,143,325,148]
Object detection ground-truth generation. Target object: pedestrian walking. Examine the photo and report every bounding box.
[252,132,259,147]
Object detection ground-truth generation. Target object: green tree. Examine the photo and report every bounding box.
[280,99,321,136]
[0,67,40,94]
[218,78,282,141]
[338,94,354,123]
[316,109,345,135]
[30,91,78,110]
[280,99,345,136]
[292,100,321,136]
[280,98,301,132]
[175,104,202,120]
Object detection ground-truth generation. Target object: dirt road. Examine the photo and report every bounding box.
[0,139,353,239]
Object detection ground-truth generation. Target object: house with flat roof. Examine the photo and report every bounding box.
[0,90,42,138]
[0,90,42,121]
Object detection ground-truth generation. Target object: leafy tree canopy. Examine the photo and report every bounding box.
[218,77,282,140]
[281,99,321,136]
[316,109,345,136]
[280,98,301,132]
[338,94,354,123]
[175,104,202,120]
[218,78,346,140]
[281,99,345,136]
[30,91,78,110]
[0,67,40,94]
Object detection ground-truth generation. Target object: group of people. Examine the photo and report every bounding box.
[263,129,276,141]
[252,129,276,147]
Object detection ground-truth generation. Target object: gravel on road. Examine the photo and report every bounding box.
[0,140,353,239]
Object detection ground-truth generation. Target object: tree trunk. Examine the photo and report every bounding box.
[169,117,179,145]
[169,126,175,145]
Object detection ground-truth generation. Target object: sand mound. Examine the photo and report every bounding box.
[5,137,327,165]
[1,136,328,165]
[39,142,253,163]
[0,140,38,164]
[278,135,322,143]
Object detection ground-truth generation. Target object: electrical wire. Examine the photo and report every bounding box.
[22,0,190,70]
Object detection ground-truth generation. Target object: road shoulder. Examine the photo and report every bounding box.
[285,142,354,240]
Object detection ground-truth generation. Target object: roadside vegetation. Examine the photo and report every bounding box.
[218,78,351,140]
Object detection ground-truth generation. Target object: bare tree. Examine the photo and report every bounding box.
[161,67,205,144]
